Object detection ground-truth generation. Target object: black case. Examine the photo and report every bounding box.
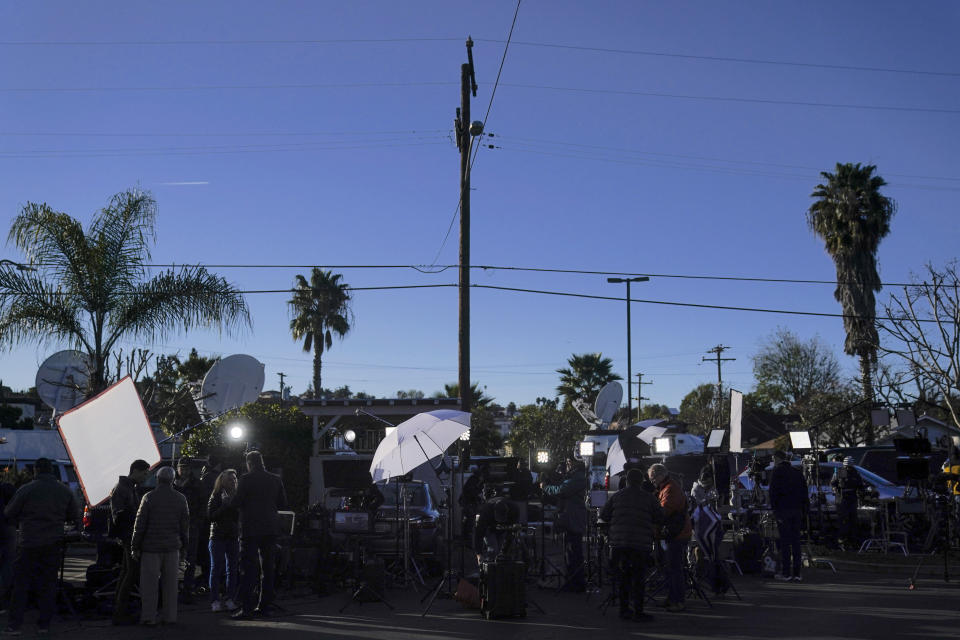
[479,561,526,619]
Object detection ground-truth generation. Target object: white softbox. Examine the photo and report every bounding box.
[729,389,744,453]
[58,376,161,505]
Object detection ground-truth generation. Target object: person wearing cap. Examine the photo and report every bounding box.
[830,456,864,548]
[768,450,808,582]
[3,458,81,635]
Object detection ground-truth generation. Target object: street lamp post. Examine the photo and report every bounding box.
[607,277,649,421]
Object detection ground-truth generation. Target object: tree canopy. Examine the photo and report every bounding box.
[0,189,250,395]
[556,352,622,407]
[288,268,351,397]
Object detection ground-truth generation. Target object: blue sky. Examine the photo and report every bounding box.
[1,1,958,410]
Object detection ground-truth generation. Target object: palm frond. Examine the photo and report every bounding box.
[0,266,89,351]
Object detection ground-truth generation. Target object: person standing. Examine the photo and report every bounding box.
[175,459,206,602]
[3,458,82,635]
[207,469,240,612]
[231,451,287,619]
[542,458,588,592]
[110,459,151,625]
[830,456,864,549]
[132,466,189,626]
[769,450,808,581]
[197,455,222,591]
[648,463,691,612]
[600,469,663,620]
[0,479,17,613]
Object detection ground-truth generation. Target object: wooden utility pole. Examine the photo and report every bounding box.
[635,372,653,420]
[457,38,477,415]
[277,372,286,407]
[702,345,735,425]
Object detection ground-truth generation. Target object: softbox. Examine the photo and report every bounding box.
[58,376,161,505]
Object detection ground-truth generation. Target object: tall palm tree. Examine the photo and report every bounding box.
[556,352,622,407]
[0,189,250,395]
[288,268,351,397]
[808,162,896,443]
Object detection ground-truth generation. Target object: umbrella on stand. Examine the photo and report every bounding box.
[607,440,627,478]
[370,410,471,482]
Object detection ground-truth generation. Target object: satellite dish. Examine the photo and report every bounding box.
[199,354,265,416]
[35,350,91,412]
[594,381,623,428]
[572,399,601,430]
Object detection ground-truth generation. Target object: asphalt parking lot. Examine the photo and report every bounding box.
[22,545,960,639]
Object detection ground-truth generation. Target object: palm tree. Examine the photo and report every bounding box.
[436,382,493,408]
[808,162,896,443]
[0,189,250,395]
[556,352,622,407]
[288,268,351,397]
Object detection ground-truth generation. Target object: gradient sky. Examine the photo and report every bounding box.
[1,1,958,411]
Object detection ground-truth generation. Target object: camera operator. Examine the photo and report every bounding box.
[542,458,587,593]
[110,459,151,625]
[473,486,519,564]
[460,465,487,543]
[648,463,691,612]
[830,456,864,549]
[769,450,808,581]
[600,469,663,621]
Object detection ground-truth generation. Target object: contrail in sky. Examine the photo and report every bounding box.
[159,180,209,186]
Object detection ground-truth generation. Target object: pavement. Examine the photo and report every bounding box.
[15,547,960,639]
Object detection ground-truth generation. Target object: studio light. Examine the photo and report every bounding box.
[228,424,245,440]
[459,430,470,442]
[578,441,595,457]
[343,429,356,444]
[653,436,673,454]
[536,450,550,465]
[789,431,812,451]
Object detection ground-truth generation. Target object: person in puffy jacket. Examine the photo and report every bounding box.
[600,469,663,620]
[649,463,691,612]
[207,469,240,612]
[769,450,808,581]
[132,466,189,626]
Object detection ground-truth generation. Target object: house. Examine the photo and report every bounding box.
[877,414,960,451]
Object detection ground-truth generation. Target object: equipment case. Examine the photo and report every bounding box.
[479,561,526,619]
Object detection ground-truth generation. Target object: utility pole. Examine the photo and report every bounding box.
[635,373,653,421]
[702,345,735,426]
[456,37,478,415]
[277,372,286,407]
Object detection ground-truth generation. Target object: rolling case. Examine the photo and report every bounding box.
[479,561,526,619]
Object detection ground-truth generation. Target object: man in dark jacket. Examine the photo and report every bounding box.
[768,450,808,581]
[600,469,663,620]
[3,458,81,635]
[231,451,287,619]
[176,458,207,601]
[542,458,588,592]
[110,459,151,625]
[132,465,189,625]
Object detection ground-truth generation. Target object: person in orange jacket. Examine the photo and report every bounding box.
[648,463,692,612]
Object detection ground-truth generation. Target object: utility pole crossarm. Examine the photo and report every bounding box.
[702,345,735,427]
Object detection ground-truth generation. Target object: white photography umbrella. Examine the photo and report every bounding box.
[606,439,627,478]
[370,410,471,482]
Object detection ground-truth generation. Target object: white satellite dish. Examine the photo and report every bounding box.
[198,354,265,416]
[594,381,623,429]
[35,350,91,412]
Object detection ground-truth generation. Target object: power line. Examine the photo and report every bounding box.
[0,81,453,93]
[0,128,449,138]
[479,39,960,79]
[123,262,923,288]
[502,83,960,115]
[3,35,954,79]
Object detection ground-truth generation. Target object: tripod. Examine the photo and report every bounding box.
[340,533,393,612]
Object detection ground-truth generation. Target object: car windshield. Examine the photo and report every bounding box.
[379,484,428,507]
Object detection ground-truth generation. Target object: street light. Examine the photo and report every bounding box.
[607,276,650,421]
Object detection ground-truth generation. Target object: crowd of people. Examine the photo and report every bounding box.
[0,450,287,632]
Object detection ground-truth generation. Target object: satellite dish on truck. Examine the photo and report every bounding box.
[35,350,91,412]
[594,381,623,429]
[198,354,265,417]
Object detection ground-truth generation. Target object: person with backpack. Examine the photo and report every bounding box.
[648,463,691,612]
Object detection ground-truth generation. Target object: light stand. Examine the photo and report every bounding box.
[421,436,466,616]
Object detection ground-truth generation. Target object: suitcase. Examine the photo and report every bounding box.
[479,561,525,619]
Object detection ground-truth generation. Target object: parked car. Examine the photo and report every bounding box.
[736,460,904,507]
[0,458,81,496]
